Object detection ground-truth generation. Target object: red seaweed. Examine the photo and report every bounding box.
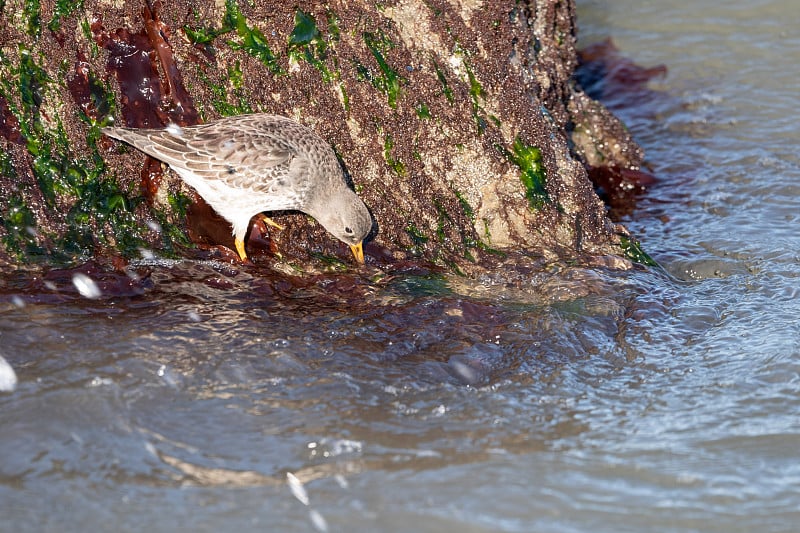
[0,95,24,145]
[576,38,667,109]
[142,1,199,127]
[91,2,198,129]
[587,165,659,220]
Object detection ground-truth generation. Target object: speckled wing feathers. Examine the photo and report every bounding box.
[105,120,310,200]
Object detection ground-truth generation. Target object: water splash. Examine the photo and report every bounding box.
[0,355,18,392]
[286,472,309,505]
[72,273,102,299]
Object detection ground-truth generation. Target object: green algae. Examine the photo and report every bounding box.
[309,251,350,271]
[0,152,44,257]
[497,137,551,211]
[0,195,42,257]
[391,273,453,298]
[433,198,450,243]
[326,11,341,41]
[454,190,474,221]
[405,223,428,248]
[383,133,406,176]
[224,1,282,74]
[414,102,431,119]
[0,47,182,262]
[461,52,487,134]
[287,9,336,83]
[453,190,505,258]
[24,0,41,37]
[432,59,454,103]
[198,62,253,117]
[619,235,657,266]
[48,0,84,33]
[185,0,283,74]
[361,32,402,109]
[288,9,319,48]
[75,68,116,129]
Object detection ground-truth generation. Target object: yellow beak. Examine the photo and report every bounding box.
[349,241,365,264]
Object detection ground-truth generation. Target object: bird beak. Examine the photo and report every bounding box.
[349,242,365,264]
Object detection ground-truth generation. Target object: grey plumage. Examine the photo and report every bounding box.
[103,114,371,262]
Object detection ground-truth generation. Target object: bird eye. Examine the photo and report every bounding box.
[344,226,353,234]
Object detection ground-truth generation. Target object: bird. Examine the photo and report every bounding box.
[102,114,372,263]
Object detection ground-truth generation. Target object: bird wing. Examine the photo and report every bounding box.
[104,121,304,191]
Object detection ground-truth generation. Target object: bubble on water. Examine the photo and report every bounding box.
[311,438,363,459]
[187,310,202,323]
[88,376,113,387]
[0,355,18,392]
[287,472,309,505]
[72,273,102,299]
[43,280,57,291]
[11,295,25,308]
[157,364,166,377]
[309,509,328,532]
[272,338,290,349]
[415,449,442,458]
[432,404,448,416]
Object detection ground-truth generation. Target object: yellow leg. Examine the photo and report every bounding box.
[234,237,248,261]
[259,214,284,230]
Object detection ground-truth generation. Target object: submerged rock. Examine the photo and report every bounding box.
[0,0,651,275]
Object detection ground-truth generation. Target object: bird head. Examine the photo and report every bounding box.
[309,189,372,264]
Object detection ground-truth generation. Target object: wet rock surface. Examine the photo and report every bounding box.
[0,0,649,276]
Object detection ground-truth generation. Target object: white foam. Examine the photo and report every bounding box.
[0,355,17,392]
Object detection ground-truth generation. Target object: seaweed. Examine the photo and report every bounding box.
[432,59,454,103]
[0,45,171,262]
[287,9,335,83]
[619,235,657,266]
[24,0,41,37]
[361,32,402,108]
[184,0,283,74]
[414,102,431,119]
[198,62,253,117]
[405,223,428,249]
[48,0,84,34]
[497,137,551,210]
[383,133,406,176]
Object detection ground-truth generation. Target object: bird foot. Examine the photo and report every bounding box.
[259,215,284,230]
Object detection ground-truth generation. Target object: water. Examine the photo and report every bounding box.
[2,1,800,531]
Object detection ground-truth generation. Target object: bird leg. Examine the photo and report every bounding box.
[234,238,248,261]
[259,215,284,230]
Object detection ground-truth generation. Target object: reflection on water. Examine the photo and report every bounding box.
[3,0,800,530]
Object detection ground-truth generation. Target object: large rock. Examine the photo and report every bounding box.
[0,0,645,273]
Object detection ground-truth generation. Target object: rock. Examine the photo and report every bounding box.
[0,0,648,274]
